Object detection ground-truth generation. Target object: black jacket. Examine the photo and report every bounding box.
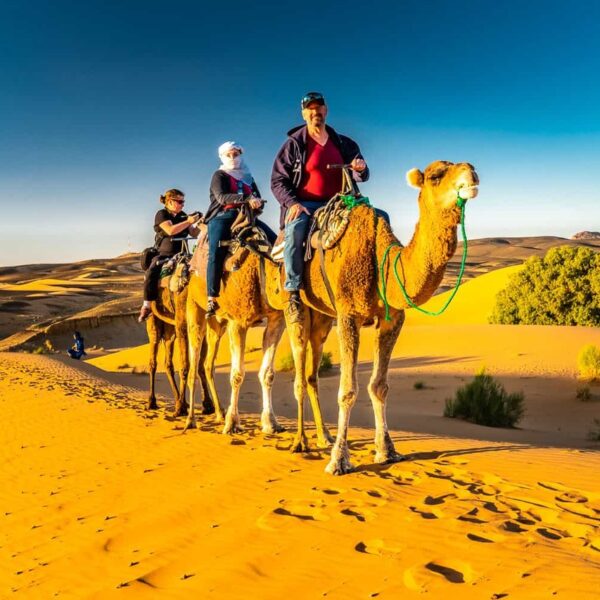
[271,124,369,229]
[205,170,261,223]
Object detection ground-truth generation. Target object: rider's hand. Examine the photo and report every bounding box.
[350,157,366,172]
[187,212,201,224]
[285,203,310,224]
[248,198,263,210]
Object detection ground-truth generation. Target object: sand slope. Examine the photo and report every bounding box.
[1,353,599,598]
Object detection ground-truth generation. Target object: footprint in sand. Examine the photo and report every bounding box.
[256,499,330,531]
[410,505,444,520]
[467,531,506,543]
[339,500,377,523]
[403,559,474,591]
[355,538,402,557]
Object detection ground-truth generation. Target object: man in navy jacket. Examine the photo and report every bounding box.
[271,92,370,323]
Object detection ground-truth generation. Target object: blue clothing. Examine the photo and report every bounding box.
[283,203,390,291]
[67,336,86,360]
[207,210,276,297]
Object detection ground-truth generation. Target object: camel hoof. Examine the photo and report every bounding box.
[202,401,215,415]
[325,458,355,476]
[316,430,335,448]
[183,419,197,432]
[375,451,406,465]
[290,435,310,453]
[261,417,285,435]
[146,401,158,411]
[173,405,188,418]
[222,421,243,435]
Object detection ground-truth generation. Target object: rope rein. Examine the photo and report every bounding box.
[377,195,468,321]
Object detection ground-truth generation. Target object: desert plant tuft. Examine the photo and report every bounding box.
[275,352,295,372]
[319,351,333,374]
[588,418,600,442]
[414,380,426,390]
[444,371,525,428]
[575,384,592,402]
[577,344,600,381]
[490,246,600,326]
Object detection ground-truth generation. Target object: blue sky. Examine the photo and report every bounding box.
[1,0,599,266]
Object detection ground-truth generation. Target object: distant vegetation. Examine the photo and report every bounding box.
[490,246,600,326]
[577,344,600,381]
[276,351,334,374]
[444,371,525,428]
[413,380,426,390]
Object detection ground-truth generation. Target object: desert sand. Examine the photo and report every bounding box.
[1,238,599,598]
[1,353,599,598]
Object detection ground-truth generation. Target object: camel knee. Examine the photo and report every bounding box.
[338,390,357,409]
[230,369,244,388]
[259,366,275,389]
[307,373,318,388]
[368,380,388,400]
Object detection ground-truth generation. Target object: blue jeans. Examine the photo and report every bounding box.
[207,210,277,297]
[283,201,390,292]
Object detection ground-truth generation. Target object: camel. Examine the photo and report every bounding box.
[184,241,333,447]
[276,160,480,474]
[147,285,213,417]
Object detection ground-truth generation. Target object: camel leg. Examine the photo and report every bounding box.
[203,319,226,423]
[259,311,286,434]
[223,321,246,435]
[147,325,159,410]
[199,338,215,415]
[369,310,406,464]
[163,330,180,414]
[184,301,206,431]
[286,311,311,453]
[325,314,361,475]
[306,310,335,448]
[174,316,189,417]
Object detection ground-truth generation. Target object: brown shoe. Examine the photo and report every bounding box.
[138,306,152,323]
[206,298,219,319]
[285,291,303,324]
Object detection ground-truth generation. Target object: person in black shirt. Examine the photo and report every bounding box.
[205,141,276,318]
[138,189,201,322]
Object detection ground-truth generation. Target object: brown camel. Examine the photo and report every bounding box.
[274,160,479,474]
[147,286,213,417]
[184,246,333,447]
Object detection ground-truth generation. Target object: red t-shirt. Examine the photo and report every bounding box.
[297,135,343,202]
[228,175,253,196]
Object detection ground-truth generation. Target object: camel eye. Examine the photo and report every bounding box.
[428,169,446,182]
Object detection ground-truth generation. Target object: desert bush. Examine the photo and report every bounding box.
[275,352,295,372]
[577,344,600,381]
[444,371,525,427]
[575,384,592,402]
[276,351,334,374]
[588,418,600,441]
[414,380,426,390]
[490,246,600,326]
[319,351,333,374]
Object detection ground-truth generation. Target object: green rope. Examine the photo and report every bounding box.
[340,194,371,209]
[377,196,468,321]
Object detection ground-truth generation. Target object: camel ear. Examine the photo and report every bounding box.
[406,168,424,189]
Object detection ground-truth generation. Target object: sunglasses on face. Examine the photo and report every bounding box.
[171,199,185,204]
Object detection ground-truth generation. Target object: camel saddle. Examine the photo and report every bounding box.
[270,195,355,264]
[189,210,274,276]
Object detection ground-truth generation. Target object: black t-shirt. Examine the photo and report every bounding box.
[154,208,189,256]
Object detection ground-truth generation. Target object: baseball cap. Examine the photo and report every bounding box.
[301,92,325,109]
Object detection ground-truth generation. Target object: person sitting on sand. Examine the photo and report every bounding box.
[204,141,277,318]
[138,189,201,322]
[67,331,87,360]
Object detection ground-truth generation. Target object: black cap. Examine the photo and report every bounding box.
[301,91,325,109]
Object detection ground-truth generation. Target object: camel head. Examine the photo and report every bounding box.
[406,161,479,211]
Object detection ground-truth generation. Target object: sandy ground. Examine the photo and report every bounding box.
[1,353,599,599]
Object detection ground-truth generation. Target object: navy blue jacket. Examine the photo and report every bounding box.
[271,124,370,229]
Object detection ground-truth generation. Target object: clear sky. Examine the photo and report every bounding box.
[2,0,599,266]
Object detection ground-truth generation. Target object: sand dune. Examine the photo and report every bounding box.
[1,353,599,598]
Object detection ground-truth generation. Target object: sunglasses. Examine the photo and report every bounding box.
[170,199,185,205]
[301,92,325,109]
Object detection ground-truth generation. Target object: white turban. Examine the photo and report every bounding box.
[217,140,253,186]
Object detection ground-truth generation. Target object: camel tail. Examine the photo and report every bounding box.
[151,302,176,325]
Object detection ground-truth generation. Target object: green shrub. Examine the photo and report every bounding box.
[577,344,600,381]
[588,418,600,442]
[444,372,525,427]
[414,380,426,390]
[490,246,600,326]
[319,351,333,374]
[576,384,592,402]
[275,352,295,372]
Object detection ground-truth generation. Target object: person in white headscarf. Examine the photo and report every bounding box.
[204,141,277,317]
